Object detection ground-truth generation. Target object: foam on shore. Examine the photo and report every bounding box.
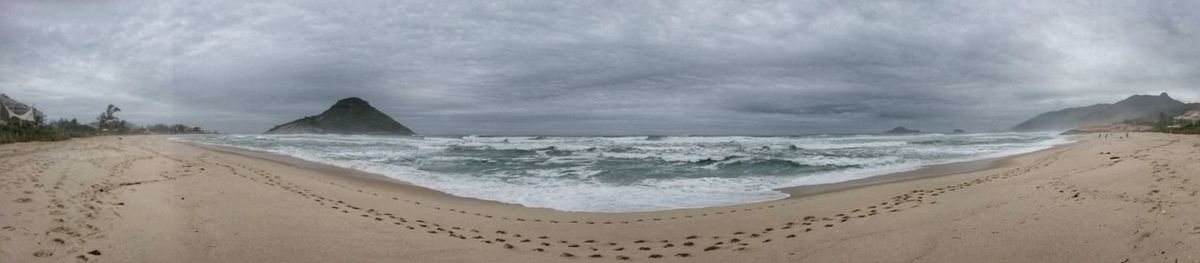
[177,133,1069,212]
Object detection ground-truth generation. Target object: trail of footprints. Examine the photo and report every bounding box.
[3,145,108,261]
[2,141,206,262]
[2,145,104,261]
[1041,138,1191,207]
[1032,138,1199,258]
[197,148,1065,260]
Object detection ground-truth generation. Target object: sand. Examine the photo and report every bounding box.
[1,133,1199,262]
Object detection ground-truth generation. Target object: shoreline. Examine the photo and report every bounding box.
[181,137,1066,213]
[183,141,534,210]
[777,155,1013,198]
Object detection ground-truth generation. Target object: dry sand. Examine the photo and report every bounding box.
[1,133,1199,262]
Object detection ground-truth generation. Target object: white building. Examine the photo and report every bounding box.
[1172,109,1200,128]
[0,93,45,126]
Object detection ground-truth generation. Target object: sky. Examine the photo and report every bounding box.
[2,0,1199,135]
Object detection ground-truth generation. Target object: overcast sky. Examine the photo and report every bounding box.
[2,0,1199,135]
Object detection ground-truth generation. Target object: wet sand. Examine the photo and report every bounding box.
[1,133,1198,262]
[779,156,1010,198]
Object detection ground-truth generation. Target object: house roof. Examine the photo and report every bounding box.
[1176,109,1200,121]
[0,93,44,122]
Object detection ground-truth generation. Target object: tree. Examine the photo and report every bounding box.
[97,104,122,131]
[1156,112,1170,129]
[148,124,170,133]
[116,120,129,132]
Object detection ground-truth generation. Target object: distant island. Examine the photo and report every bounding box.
[884,126,921,134]
[265,97,416,135]
[1013,93,1199,131]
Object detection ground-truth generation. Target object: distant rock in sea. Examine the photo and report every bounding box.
[265,97,416,135]
[952,129,967,134]
[884,126,920,134]
[1013,93,1199,131]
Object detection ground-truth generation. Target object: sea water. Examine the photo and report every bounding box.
[178,133,1068,212]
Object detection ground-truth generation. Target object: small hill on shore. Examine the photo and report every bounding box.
[265,97,415,135]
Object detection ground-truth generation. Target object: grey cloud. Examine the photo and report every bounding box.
[2,0,1199,135]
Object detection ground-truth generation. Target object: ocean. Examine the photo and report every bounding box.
[177,133,1069,212]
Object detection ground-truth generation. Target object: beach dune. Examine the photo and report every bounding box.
[2,133,1199,262]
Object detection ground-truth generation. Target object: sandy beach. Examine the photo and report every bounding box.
[2,133,1199,262]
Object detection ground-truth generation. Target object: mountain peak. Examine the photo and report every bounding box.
[332,97,370,108]
[265,97,416,135]
[1115,93,1184,108]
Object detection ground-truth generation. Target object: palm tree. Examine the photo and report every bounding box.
[106,105,120,119]
[97,104,121,130]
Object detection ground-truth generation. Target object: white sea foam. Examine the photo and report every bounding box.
[175,132,1070,212]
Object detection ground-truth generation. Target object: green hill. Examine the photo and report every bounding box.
[1013,93,1198,131]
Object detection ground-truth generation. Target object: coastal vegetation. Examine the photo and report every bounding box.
[1,101,215,144]
[1168,124,1200,134]
[1164,118,1200,134]
[0,125,72,144]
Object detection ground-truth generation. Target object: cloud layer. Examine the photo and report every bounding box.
[3,0,1199,135]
